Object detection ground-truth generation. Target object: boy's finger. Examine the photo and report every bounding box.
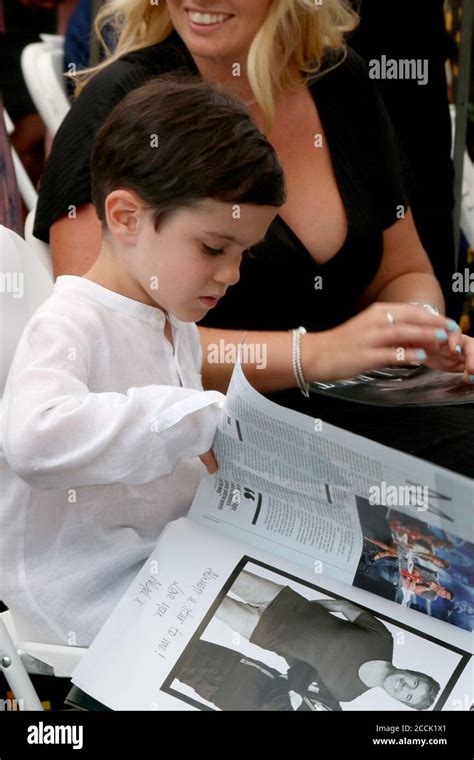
[199,449,218,474]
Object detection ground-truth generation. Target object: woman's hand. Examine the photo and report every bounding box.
[423,329,474,384]
[304,302,464,383]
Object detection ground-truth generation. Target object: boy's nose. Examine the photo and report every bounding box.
[215,260,241,287]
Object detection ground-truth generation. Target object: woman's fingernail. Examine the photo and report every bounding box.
[455,344,463,354]
[416,350,427,361]
[435,329,448,342]
[446,319,459,332]
[469,375,474,383]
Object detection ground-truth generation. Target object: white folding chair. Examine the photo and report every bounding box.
[0,225,53,396]
[24,207,54,279]
[0,226,85,709]
[2,109,38,212]
[0,610,87,710]
[21,36,70,137]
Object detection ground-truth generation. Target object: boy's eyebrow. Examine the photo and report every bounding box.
[204,231,268,246]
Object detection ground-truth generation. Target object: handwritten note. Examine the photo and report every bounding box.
[131,568,219,660]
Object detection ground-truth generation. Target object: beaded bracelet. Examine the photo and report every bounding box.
[289,326,310,397]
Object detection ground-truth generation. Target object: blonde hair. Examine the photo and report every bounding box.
[73,0,359,130]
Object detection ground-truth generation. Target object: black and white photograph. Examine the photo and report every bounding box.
[162,559,470,712]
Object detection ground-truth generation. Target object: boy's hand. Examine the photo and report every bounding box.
[199,449,218,474]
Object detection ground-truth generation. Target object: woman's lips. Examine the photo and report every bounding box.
[185,9,234,33]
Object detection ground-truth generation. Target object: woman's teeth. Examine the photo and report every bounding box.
[188,10,231,25]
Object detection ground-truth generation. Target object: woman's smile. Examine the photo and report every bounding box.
[185,7,235,32]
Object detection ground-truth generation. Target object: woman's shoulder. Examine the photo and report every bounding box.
[77,31,196,104]
[309,45,388,129]
[315,45,371,91]
[34,33,196,242]
[118,30,197,73]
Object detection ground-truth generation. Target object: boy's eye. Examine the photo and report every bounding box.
[201,243,225,256]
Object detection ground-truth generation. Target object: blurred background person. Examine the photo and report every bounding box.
[350,0,458,315]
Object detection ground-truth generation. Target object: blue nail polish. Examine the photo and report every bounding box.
[435,329,448,342]
[455,344,462,354]
[416,350,427,361]
[469,375,474,384]
[446,319,459,332]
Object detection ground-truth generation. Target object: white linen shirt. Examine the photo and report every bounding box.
[0,276,225,646]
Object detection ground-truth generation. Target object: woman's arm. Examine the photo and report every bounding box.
[200,212,461,394]
[199,300,457,394]
[200,326,296,394]
[360,209,445,311]
[50,203,103,278]
[360,210,474,379]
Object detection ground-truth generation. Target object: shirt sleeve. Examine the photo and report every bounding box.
[353,610,391,639]
[285,660,319,693]
[2,312,225,489]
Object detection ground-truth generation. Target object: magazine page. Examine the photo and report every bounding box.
[351,499,473,633]
[71,518,472,712]
[187,363,473,627]
[310,365,474,406]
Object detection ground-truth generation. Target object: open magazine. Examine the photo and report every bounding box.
[310,365,474,406]
[70,363,473,712]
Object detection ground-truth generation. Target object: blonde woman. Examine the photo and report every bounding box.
[33,1,474,474]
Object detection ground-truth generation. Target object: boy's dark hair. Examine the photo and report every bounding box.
[91,73,286,228]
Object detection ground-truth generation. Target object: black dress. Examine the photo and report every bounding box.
[33,32,474,479]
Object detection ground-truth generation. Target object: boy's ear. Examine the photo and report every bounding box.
[105,189,145,242]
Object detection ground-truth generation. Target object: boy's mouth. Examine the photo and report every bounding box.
[200,295,221,307]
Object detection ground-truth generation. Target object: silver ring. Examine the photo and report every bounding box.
[386,311,395,327]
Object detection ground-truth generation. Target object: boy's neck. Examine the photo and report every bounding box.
[83,249,159,310]
[83,257,175,348]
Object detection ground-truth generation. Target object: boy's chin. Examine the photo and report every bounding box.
[172,302,209,322]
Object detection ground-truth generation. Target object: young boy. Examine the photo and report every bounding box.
[0,74,286,646]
